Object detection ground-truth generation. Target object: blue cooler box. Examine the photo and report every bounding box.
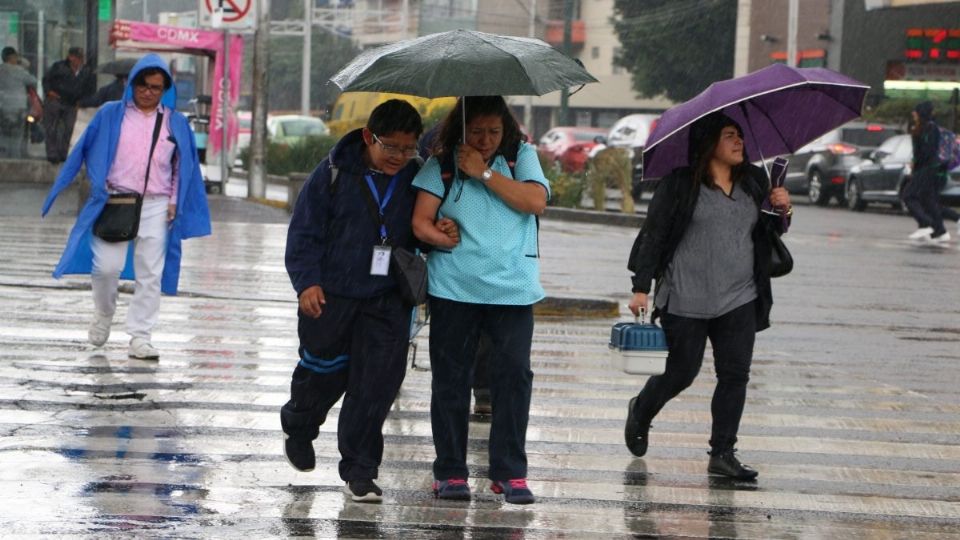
[609,320,668,375]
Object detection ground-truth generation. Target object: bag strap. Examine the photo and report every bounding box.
[141,110,164,195]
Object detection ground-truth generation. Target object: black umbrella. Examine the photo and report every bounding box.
[99,57,138,76]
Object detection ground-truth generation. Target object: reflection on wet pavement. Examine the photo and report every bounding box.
[2,211,960,537]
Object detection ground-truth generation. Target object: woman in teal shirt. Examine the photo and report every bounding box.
[412,96,549,505]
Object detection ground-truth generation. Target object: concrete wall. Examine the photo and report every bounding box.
[0,159,86,217]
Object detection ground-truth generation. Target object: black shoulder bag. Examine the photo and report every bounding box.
[356,171,428,306]
[93,111,164,242]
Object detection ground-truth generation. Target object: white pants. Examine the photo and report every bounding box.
[91,196,169,341]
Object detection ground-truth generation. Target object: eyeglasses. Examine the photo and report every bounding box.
[372,133,419,159]
[135,83,165,94]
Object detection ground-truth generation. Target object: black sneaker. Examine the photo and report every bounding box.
[624,396,651,457]
[344,479,383,503]
[283,434,315,472]
[708,449,759,480]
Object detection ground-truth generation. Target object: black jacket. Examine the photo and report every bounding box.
[285,129,420,299]
[42,59,95,106]
[78,79,125,108]
[912,121,943,175]
[627,164,784,331]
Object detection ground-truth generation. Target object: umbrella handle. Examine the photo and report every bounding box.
[738,102,771,182]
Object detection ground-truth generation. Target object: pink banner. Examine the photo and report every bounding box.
[110,20,244,163]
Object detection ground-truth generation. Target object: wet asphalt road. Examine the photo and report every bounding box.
[1,196,959,538]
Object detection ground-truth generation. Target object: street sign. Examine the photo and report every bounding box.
[199,0,255,30]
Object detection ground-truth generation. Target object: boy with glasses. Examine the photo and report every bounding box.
[282,100,458,502]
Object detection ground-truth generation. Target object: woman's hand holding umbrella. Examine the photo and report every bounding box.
[770,187,791,213]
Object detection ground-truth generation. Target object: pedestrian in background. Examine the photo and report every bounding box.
[41,54,210,360]
[0,46,38,158]
[625,112,791,481]
[903,101,950,244]
[42,46,95,163]
[79,73,128,109]
[412,96,549,505]
[281,100,457,504]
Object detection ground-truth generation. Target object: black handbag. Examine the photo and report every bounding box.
[767,224,793,278]
[93,112,163,242]
[391,247,428,306]
[356,173,429,305]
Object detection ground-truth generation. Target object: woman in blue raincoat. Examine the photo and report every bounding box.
[41,53,211,360]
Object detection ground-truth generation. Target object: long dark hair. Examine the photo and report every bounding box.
[688,112,750,190]
[433,96,523,160]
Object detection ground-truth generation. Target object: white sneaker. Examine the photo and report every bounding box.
[88,312,112,347]
[908,227,934,240]
[930,231,951,244]
[129,338,160,360]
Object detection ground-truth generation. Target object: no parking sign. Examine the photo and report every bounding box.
[199,0,256,30]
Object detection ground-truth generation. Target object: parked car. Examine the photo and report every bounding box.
[783,121,903,206]
[266,115,330,145]
[590,113,660,200]
[844,133,960,211]
[236,110,252,151]
[537,126,607,173]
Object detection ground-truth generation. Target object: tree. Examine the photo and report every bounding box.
[266,30,361,113]
[612,0,737,102]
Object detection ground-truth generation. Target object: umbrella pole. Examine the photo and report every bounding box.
[738,103,771,181]
[462,96,466,146]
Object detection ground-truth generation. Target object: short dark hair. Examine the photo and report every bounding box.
[434,96,522,160]
[2,47,17,62]
[67,47,84,59]
[132,67,172,90]
[367,99,423,138]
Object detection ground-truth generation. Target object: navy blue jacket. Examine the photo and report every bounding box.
[285,128,420,298]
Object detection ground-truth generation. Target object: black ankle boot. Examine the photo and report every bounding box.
[708,449,758,480]
[624,396,651,457]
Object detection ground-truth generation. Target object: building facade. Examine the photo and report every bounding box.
[735,0,960,106]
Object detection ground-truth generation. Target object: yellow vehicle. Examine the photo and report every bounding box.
[327,92,456,137]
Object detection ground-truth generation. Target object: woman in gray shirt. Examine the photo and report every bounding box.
[625,112,791,480]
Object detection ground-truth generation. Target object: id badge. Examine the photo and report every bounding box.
[370,245,392,276]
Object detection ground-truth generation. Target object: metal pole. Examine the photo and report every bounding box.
[301,0,311,115]
[558,0,573,126]
[37,10,45,92]
[250,0,271,199]
[524,0,536,133]
[85,0,98,69]
[787,0,798,67]
[221,29,231,189]
[142,0,148,22]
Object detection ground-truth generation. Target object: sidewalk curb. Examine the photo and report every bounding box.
[535,296,619,318]
[542,206,644,228]
[0,280,618,319]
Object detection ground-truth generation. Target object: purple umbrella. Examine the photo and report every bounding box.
[642,63,870,180]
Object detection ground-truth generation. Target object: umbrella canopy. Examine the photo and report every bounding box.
[331,29,597,98]
[100,57,138,76]
[642,63,870,180]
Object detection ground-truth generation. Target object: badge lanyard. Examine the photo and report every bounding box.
[364,173,399,276]
[364,173,400,244]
